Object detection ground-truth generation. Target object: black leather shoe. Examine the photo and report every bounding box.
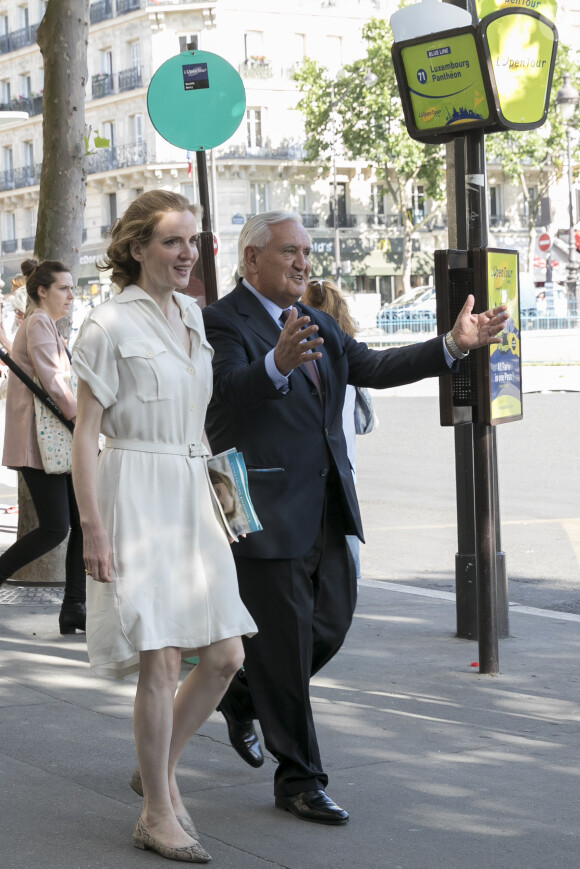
[219,706,264,768]
[59,600,86,635]
[275,790,349,825]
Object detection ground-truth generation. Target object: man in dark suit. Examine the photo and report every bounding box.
[202,212,507,825]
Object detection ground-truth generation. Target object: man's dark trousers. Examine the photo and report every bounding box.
[223,470,356,797]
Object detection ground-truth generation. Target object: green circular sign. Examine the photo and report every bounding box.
[147,50,246,150]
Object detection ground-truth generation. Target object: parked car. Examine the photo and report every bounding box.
[376,285,436,333]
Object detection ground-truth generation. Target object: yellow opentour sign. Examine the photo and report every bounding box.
[475,0,557,23]
[481,9,558,127]
[486,250,523,422]
[391,5,558,141]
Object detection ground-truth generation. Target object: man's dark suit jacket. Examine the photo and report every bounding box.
[202,280,454,562]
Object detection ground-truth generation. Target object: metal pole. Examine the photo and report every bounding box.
[566,126,576,315]
[195,150,218,305]
[330,84,341,289]
[465,129,501,673]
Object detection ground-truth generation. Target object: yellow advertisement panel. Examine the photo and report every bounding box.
[483,10,558,126]
[487,251,523,422]
[475,0,557,23]
[400,31,490,133]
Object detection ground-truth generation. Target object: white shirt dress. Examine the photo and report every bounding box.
[72,286,257,679]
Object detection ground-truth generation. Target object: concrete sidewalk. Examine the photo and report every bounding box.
[1,580,579,869]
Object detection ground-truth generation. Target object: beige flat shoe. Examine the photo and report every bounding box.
[132,817,211,863]
[130,769,199,839]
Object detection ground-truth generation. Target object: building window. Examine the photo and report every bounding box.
[179,33,199,52]
[25,206,36,236]
[244,30,264,61]
[131,113,143,144]
[129,40,141,70]
[291,184,307,214]
[18,74,31,98]
[250,181,267,215]
[23,140,34,166]
[1,80,10,104]
[4,211,15,241]
[0,15,8,37]
[2,145,13,173]
[99,49,113,76]
[108,192,117,225]
[102,121,115,149]
[18,5,30,29]
[488,185,503,226]
[371,184,386,217]
[412,185,425,224]
[326,35,343,72]
[294,33,306,61]
[246,108,263,149]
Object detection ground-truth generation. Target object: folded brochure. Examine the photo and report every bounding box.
[207,448,262,539]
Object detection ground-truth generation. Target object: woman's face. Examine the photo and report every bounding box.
[37,272,74,322]
[214,482,235,515]
[132,210,199,295]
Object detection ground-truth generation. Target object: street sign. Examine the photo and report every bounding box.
[538,233,551,252]
[147,50,246,151]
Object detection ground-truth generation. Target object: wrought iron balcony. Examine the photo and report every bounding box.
[301,214,320,229]
[0,170,16,191]
[90,0,113,24]
[117,0,142,14]
[1,239,18,254]
[325,213,358,228]
[14,164,42,188]
[0,23,40,54]
[118,67,142,92]
[22,236,35,251]
[91,73,115,100]
[239,59,274,80]
[86,141,148,174]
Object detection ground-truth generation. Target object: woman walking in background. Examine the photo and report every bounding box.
[0,259,86,634]
[72,190,256,862]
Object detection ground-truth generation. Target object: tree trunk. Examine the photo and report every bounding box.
[14,0,89,587]
[35,0,89,278]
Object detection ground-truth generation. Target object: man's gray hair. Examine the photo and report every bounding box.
[238,211,303,276]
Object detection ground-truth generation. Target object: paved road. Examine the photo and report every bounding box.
[356,390,580,613]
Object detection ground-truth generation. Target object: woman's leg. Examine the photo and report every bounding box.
[64,474,85,604]
[0,468,69,582]
[167,636,244,819]
[134,647,194,847]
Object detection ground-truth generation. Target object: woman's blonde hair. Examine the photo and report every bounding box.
[99,190,198,290]
[302,279,358,338]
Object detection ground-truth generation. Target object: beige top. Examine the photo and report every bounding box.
[2,309,76,470]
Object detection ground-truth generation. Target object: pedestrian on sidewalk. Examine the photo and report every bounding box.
[72,190,257,863]
[0,259,85,635]
[202,211,508,826]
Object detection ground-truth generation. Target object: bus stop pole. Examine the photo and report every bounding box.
[465,129,500,673]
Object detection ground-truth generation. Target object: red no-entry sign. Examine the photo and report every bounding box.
[538,233,551,252]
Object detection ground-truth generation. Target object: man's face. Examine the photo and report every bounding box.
[244,220,312,308]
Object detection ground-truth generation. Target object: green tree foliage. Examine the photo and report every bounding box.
[294,17,446,291]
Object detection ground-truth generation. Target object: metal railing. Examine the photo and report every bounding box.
[90,0,113,24]
[91,73,115,99]
[0,23,40,54]
[118,66,142,91]
[86,141,148,174]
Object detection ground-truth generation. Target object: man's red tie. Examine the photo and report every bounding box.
[280,308,323,398]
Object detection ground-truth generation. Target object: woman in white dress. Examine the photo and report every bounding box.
[72,191,257,863]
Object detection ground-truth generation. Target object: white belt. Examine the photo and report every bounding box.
[104,438,209,458]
